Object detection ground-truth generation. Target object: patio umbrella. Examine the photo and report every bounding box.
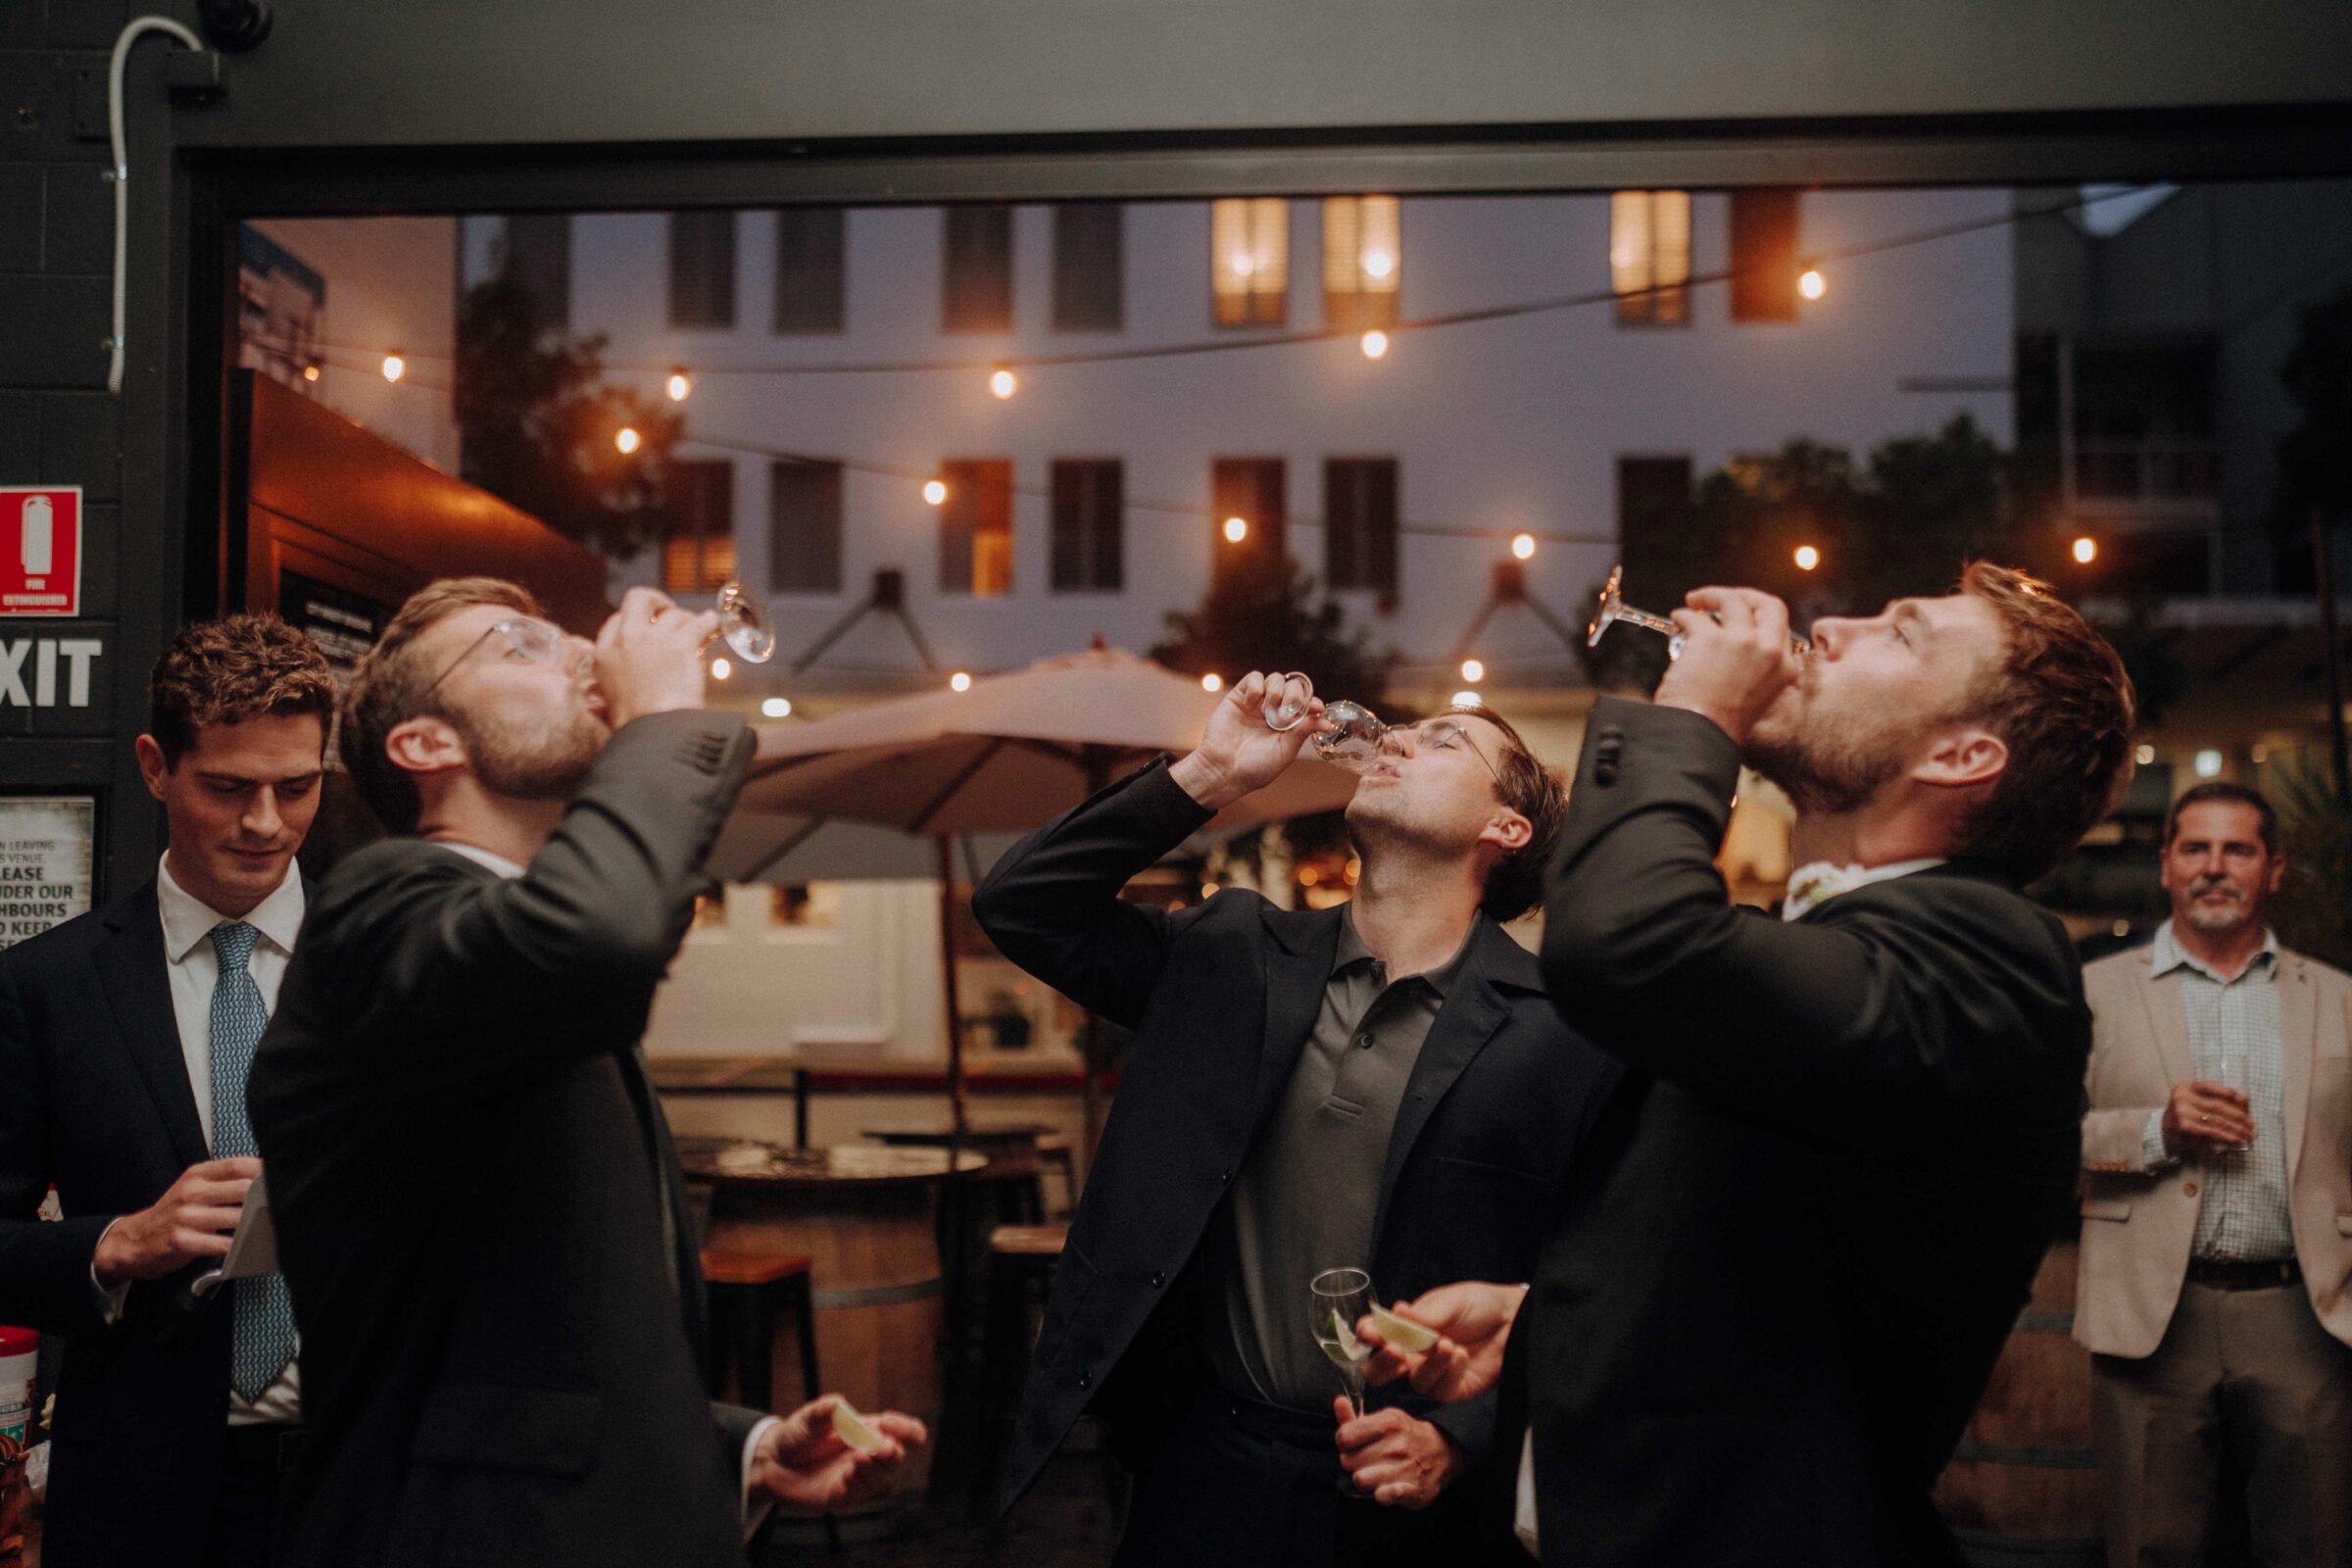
[712,647,1360,1137]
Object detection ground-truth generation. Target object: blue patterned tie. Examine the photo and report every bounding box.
[208,921,297,1401]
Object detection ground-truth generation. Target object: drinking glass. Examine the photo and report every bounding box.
[1587,564,1810,661]
[1261,687,1406,775]
[711,581,776,663]
[1310,1266,1375,1421]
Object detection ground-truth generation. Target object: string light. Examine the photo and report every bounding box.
[2072,536,2098,564]
[989,368,1018,400]
[614,426,642,455]
[1360,329,1390,360]
[760,697,794,718]
[665,369,693,402]
[2135,744,2157,765]
[1200,673,1223,693]
[1793,544,1820,571]
[1797,267,1827,301]
[301,364,320,382]
[1222,516,1249,544]
[380,353,405,383]
[1460,659,1485,683]
[1363,251,1395,280]
[1511,533,1537,561]
[710,657,732,680]
[950,670,973,692]
[1449,689,1479,708]
[922,479,948,506]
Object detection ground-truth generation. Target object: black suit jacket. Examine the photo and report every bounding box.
[247,711,764,1568]
[1523,699,2088,1568]
[0,876,284,1567]
[972,759,1621,1535]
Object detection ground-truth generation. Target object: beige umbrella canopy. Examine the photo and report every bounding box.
[713,648,1360,1133]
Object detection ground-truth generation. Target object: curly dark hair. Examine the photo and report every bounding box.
[1444,702,1568,922]
[147,612,336,764]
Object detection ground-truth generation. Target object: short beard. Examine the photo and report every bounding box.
[2180,878,2254,936]
[1740,727,1907,816]
[451,704,602,803]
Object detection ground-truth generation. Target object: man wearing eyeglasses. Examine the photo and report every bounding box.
[973,673,1619,1567]
[246,578,924,1568]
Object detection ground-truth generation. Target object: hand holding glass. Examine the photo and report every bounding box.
[1588,564,1810,662]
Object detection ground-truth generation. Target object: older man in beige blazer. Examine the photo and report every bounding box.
[2079,780,2352,1568]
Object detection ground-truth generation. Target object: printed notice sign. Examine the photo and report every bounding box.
[0,797,94,948]
[1,487,84,617]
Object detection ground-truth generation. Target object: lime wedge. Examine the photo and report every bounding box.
[1370,1304,1440,1353]
[830,1398,888,1453]
[1323,1307,1372,1364]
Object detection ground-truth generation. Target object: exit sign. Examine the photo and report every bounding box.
[1,488,83,618]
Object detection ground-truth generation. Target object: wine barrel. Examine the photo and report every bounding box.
[1934,1234,2103,1567]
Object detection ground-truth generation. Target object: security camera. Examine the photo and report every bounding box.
[196,0,273,51]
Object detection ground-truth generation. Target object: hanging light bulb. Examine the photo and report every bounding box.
[1360,329,1390,360]
[1797,266,1827,301]
[665,369,693,403]
[1460,659,1485,683]
[760,697,794,718]
[301,364,320,383]
[950,670,973,693]
[1793,544,1821,571]
[614,426,642,456]
[989,368,1018,400]
[1222,516,1250,544]
[380,353,406,383]
[1511,533,1537,561]
[1363,251,1395,280]
[2073,535,2098,564]
[923,479,949,506]
[710,657,732,681]
[1200,672,1223,693]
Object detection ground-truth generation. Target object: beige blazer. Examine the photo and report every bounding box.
[2074,939,2352,1357]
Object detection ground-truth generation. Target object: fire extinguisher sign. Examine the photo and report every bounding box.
[1,487,82,617]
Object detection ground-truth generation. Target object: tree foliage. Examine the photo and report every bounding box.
[454,270,680,558]
[1149,545,1394,703]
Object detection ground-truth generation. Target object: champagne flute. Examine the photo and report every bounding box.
[1259,675,1405,775]
[1310,1266,1375,1422]
[1588,564,1810,661]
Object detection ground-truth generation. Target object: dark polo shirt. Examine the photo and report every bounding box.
[1199,906,1482,1410]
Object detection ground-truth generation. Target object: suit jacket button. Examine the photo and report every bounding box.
[1078,1372,1093,1390]
[1151,1271,1166,1288]
[1219,1169,1233,1183]
[2182,1181,2199,1198]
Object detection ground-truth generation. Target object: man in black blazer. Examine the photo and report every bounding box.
[247,579,921,1568]
[1364,564,2138,1566]
[0,613,337,1566]
[974,673,1619,1567]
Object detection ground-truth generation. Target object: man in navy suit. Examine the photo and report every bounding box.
[0,613,337,1567]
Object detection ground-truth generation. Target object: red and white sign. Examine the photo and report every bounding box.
[1,487,83,618]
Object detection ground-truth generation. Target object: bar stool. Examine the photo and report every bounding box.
[700,1249,819,1412]
[971,1223,1067,1517]
[1034,1135,1080,1220]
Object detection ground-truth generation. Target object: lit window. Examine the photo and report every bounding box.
[939,458,1013,597]
[663,461,736,593]
[1211,198,1288,326]
[1323,196,1400,331]
[1730,190,1800,322]
[1610,191,1690,326]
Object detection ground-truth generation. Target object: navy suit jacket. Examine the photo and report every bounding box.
[0,875,303,1567]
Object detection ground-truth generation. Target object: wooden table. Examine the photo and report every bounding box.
[679,1140,981,1497]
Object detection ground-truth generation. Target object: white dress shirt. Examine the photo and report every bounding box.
[92,853,305,1426]
[1516,856,1950,1553]
[428,838,781,1527]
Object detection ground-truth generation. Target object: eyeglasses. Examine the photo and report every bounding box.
[1406,716,1504,787]
[418,617,580,706]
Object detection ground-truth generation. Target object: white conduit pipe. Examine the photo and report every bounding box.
[108,16,203,396]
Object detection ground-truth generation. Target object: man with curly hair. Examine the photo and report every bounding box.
[0,613,335,1567]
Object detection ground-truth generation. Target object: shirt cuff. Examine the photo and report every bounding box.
[740,1414,783,1542]
[2141,1109,2177,1170]
[88,1218,131,1324]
